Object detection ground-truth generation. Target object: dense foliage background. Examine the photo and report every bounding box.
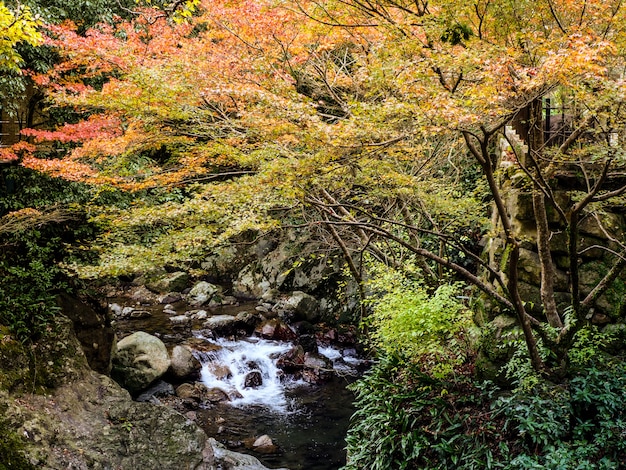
[3,0,626,468]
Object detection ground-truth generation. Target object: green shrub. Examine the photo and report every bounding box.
[343,356,505,470]
[365,267,473,378]
[344,352,626,469]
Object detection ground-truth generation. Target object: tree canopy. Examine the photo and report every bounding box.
[5,0,626,378]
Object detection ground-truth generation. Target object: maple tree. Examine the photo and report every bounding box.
[12,0,626,381]
[3,1,626,465]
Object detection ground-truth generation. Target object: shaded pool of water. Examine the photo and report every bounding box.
[197,376,356,470]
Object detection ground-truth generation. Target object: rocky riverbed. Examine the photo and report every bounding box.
[106,281,368,469]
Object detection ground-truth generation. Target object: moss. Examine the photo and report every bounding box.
[0,316,87,394]
[0,410,35,470]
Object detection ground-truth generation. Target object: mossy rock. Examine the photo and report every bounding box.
[0,404,35,470]
[0,316,88,394]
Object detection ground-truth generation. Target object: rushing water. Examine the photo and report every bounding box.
[111,299,364,469]
[193,334,362,469]
[197,336,300,412]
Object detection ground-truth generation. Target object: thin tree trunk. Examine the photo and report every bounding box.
[532,188,562,327]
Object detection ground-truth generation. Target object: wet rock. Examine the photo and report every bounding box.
[276,345,305,373]
[109,304,136,319]
[109,303,124,317]
[205,363,232,380]
[135,380,175,403]
[170,345,201,380]
[221,295,239,305]
[163,304,177,315]
[190,310,208,321]
[298,334,319,354]
[161,292,183,304]
[206,387,230,403]
[176,383,199,400]
[247,434,279,454]
[243,371,263,389]
[302,353,333,383]
[146,271,190,294]
[112,331,171,394]
[176,382,229,404]
[189,281,221,307]
[203,314,238,335]
[255,319,297,341]
[130,309,152,319]
[235,311,261,332]
[170,315,192,327]
[284,291,320,323]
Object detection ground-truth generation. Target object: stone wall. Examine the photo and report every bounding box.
[482,171,626,325]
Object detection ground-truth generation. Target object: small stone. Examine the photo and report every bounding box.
[243,371,263,389]
[130,309,152,319]
[253,435,273,448]
[170,315,191,326]
[190,310,208,321]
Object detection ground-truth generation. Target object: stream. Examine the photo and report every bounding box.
[111,299,365,470]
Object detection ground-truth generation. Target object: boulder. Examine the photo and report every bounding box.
[112,332,171,394]
[255,319,297,341]
[276,345,305,373]
[188,281,221,307]
[146,271,189,294]
[203,314,238,335]
[284,291,320,323]
[170,345,202,380]
[302,353,333,383]
[233,263,271,298]
[243,371,263,389]
[205,363,232,380]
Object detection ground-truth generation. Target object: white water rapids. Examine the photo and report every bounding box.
[194,336,364,413]
[196,337,301,412]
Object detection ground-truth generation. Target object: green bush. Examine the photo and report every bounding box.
[0,209,94,342]
[365,267,473,378]
[343,356,504,470]
[344,353,626,469]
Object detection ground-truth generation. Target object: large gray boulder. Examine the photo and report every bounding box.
[284,291,320,323]
[112,331,171,393]
[188,281,221,307]
[170,345,201,380]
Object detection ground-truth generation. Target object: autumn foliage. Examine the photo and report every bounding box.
[10,0,626,376]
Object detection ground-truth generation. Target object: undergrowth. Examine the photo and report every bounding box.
[343,351,626,469]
